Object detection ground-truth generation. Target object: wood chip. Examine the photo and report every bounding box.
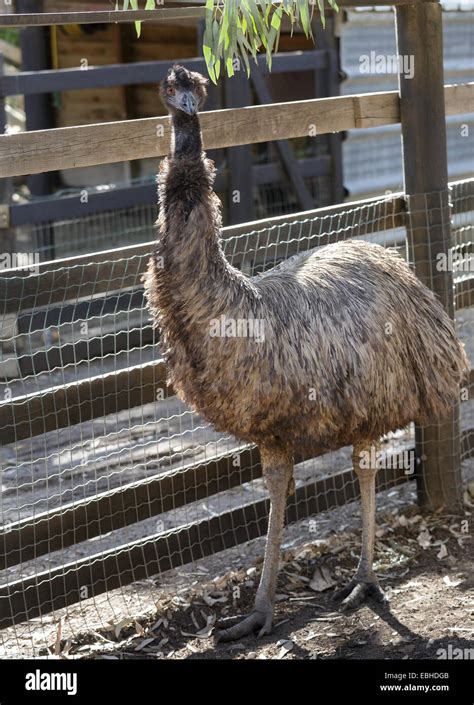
[54,619,63,657]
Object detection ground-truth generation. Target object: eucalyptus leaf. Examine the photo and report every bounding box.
[134,0,338,80]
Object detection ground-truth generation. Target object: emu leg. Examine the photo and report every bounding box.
[214,449,293,642]
[333,441,387,611]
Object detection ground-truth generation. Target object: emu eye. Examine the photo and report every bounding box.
[166,86,175,96]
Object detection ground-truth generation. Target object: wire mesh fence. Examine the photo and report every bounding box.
[340,6,474,199]
[0,181,472,656]
[23,138,336,262]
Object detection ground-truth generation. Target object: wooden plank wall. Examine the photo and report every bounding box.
[53,24,126,127]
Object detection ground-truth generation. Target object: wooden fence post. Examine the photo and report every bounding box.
[395,2,463,511]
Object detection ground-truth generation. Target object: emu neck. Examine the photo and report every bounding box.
[157,111,252,330]
[171,111,202,159]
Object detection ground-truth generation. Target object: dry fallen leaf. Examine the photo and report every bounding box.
[463,490,474,508]
[196,616,215,637]
[134,621,145,636]
[409,515,422,525]
[309,565,336,592]
[443,575,462,588]
[437,543,448,560]
[417,529,432,549]
[275,640,294,659]
[60,638,73,659]
[108,617,134,640]
[135,637,156,652]
[203,593,228,606]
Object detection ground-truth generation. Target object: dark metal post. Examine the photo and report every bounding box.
[314,13,345,205]
[17,0,56,259]
[18,0,55,197]
[0,53,13,254]
[396,2,462,511]
[224,69,255,225]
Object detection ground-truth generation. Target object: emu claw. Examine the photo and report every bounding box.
[213,609,273,643]
[333,578,387,612]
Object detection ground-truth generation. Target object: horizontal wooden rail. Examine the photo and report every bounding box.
[0,446,261,570]
[0,8,207,27]
[17,324,157,378]
[8,155,331,227]
[0,193,405,314]
[0,454,412,629]
[1,315,472,448]
[0,83,471,179]
[0,1,436,28]
[0,51,329,97]
[0,181,471,443]
[0,359,169,446]
[0,90,398,177]
[3,418,473,572]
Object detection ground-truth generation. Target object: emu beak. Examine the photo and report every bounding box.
[180,92,198,115]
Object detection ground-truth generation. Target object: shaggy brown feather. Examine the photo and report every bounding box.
[144,151,469,457]
[142,64,470,639]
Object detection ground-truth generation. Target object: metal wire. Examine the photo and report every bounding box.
[0,183,472,657]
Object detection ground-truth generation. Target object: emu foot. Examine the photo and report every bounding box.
[213,608,273,643]
[333,577,387,612]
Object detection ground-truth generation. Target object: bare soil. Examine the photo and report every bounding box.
[24,497,473,661]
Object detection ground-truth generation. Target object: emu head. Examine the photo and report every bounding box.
[160,64,208,116]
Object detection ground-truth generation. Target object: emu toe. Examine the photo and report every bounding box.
[333,578,387,612]
[213,608,273,643]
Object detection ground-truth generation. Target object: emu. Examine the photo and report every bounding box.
[144,65,469,642]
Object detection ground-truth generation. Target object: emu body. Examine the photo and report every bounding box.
[144,65,469,642]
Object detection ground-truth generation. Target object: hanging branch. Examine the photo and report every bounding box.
[119,0,339,82]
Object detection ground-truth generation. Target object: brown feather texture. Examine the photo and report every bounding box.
[143,66,470,462]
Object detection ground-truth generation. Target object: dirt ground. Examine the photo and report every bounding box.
[23,490,473,662]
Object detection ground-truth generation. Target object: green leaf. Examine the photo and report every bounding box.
[299,0,311,37]
[198,0,338,82]
[266,5,283,67]
[318,0,326,29]
[271,7,282,30]
[129,0,141,38]
[238,39,251,76]
[226,56,235,77]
